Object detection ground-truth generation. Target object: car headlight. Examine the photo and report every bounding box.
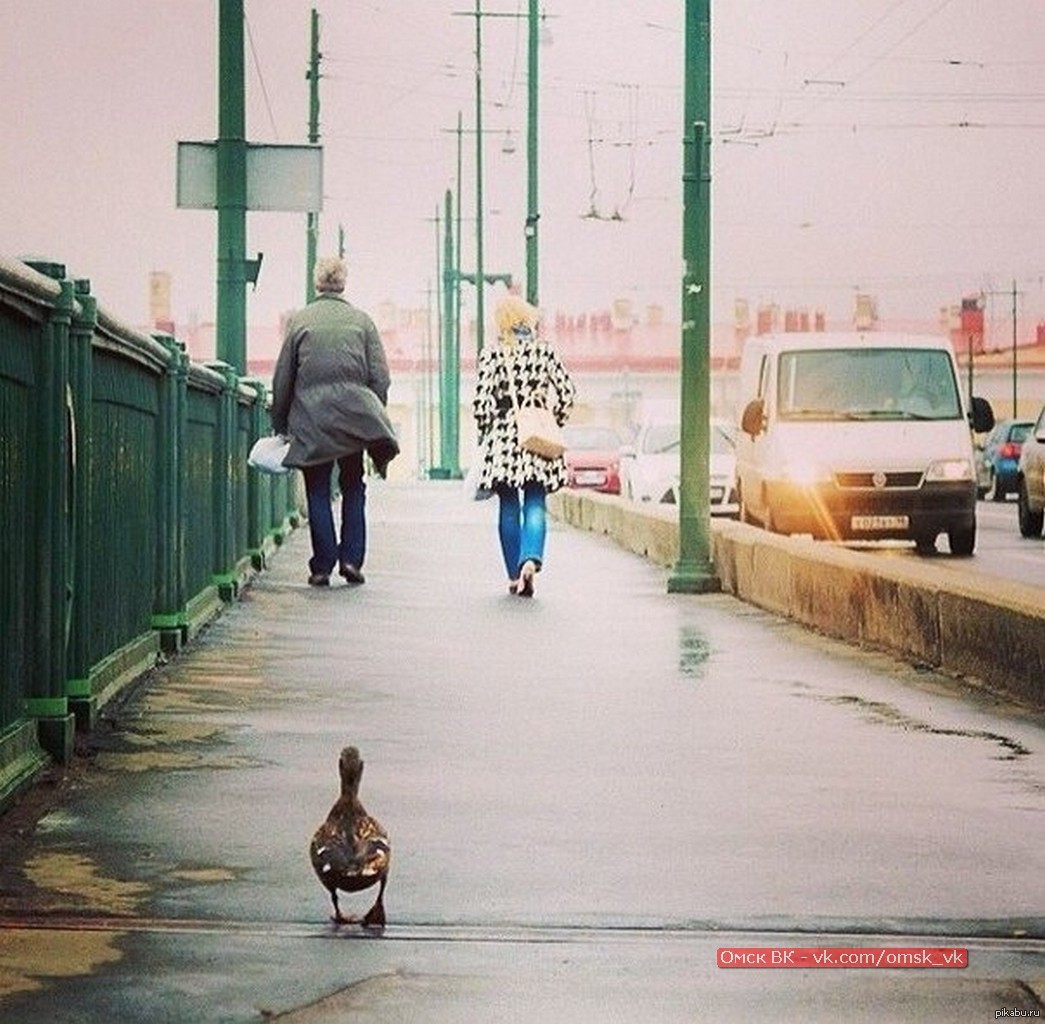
[925,458,973,482]
[779,460,830,486]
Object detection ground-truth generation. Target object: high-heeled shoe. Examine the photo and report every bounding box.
[507,579,520,595]
[518,560,536,597]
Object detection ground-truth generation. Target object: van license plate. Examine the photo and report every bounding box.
[851,514,909,530]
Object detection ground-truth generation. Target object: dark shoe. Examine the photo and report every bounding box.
[518,560,536,598]
[308,572,330,587]
[339,562,366,585]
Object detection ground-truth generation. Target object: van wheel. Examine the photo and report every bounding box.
[1018,479,1044,537]
[948,523,975,557]
[914,532,937,555]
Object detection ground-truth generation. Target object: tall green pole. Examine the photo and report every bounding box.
[305,8,321,303]
[216,0,248,372]
[474,0,486,353]
[440,188,461,477]
[525,0,539,305]
[668,0,719,594]
[455,111,464,369]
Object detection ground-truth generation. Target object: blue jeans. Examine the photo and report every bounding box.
[303,454,366,575]
[496,483,546,580]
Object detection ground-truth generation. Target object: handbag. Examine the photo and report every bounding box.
[503,346,565,460]
[248,434,291,475]
[514,402,565,459]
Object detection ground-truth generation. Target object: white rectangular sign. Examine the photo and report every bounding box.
[176,142,323,212]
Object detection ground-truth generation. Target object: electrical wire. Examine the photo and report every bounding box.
[245,13,280,140]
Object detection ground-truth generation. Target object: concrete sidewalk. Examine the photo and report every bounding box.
[0,480,1042,1023]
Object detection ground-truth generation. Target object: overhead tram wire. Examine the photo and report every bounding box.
[245,13,280,139]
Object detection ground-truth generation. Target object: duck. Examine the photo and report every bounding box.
[309,746,391,929]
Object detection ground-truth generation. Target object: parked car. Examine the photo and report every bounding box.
[976,418,1034,500]
[619,413,738,516]
[561,424,624,494]
[1016,405,1045,538]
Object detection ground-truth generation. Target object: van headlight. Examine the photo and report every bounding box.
[925,458,973,482]
[780,459,829,486]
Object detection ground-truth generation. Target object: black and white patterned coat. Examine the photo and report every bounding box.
[472,337,577,492]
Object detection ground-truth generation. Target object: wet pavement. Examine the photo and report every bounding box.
[1,480,1043,1022]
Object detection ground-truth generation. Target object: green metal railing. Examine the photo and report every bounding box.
[0,256,301,807]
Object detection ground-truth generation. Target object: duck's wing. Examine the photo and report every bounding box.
[355,815,391,877]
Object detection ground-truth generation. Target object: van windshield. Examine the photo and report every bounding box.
[776,347,962,422]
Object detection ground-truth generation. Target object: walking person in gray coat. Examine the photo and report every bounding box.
[271,257,399,587]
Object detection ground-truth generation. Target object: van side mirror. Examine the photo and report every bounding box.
[741,398,765,438]
[969,396,994,434]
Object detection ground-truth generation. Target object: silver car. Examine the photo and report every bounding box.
[620,414,739,516]
[1017,405,1045,538]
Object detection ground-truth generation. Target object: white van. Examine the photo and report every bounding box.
[735,332,995,556]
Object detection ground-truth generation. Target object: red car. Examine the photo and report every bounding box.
[562,424,624,495]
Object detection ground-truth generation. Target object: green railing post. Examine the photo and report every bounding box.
[244,378,268,569]
[27,276,75,763]
[66,280,97,729]
[208,361,239,600]
[152,333,188,652]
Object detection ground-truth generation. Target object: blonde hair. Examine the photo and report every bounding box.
[313,256,347,294]
[494,295,538,339]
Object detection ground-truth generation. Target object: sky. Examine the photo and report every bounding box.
[1,0,1043,345]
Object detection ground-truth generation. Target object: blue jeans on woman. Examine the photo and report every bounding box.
[303,453,366,575]
[496,482,546,580]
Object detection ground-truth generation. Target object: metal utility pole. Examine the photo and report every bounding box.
[305,8,321,302]
[216,0,248,371]
[525,0,539,305]
[1010,279,1019,417]
[439,189,461,477]
[474,0,487,352]
[982,280,1024,417]
[456,111,464,363]
[668,0,720,594]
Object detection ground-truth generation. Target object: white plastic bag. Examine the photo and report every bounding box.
[248,435,291,475]
[462,444,493,501]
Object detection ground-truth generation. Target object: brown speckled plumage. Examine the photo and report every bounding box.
[309,746,390,929]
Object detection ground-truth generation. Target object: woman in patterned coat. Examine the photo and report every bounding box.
[472,296,576,596]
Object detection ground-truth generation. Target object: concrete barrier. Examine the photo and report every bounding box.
[549,489,1044,710]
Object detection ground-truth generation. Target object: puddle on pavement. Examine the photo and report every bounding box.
[677,625,711,679]
[22,852,149,916]
[804,693,1031,761]
[0,929,124,999]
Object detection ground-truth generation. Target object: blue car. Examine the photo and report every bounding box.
[976,418,1034,501]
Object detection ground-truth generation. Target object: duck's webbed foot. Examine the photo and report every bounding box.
[329,893,358,926]
[361,877,387,931]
